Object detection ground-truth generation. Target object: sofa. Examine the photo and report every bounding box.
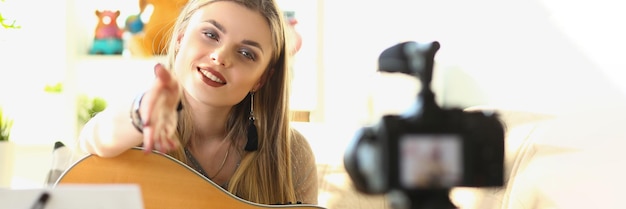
[294,107,556,209]
[299,104,626,209]
[45,104,626,209]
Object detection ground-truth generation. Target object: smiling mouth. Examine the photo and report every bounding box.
[198,67,226,84]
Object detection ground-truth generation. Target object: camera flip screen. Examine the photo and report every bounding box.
[399,134,463,189]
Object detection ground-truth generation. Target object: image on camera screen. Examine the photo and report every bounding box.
[399,134,463,189]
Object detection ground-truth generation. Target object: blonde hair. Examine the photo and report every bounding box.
[162,0,296,204]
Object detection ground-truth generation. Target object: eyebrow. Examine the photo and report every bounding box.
[207,19,226,33]
[242,40,264,54]
[206,19,265,54]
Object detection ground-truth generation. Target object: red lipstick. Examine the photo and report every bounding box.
[197,67,227,87]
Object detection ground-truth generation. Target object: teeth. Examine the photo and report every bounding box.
[200,69,225,84]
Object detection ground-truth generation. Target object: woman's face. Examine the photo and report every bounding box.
[174,1,273,108]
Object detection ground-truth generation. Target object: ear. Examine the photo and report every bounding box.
[175,31,184,51]
[251,78,263,92]
[176,31,184,43]
[253,68,274,91]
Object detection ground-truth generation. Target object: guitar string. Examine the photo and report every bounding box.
[184,144,230,180]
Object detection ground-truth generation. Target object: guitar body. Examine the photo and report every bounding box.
[55,148,325,209]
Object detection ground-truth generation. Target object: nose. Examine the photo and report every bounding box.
[210,47,228,67]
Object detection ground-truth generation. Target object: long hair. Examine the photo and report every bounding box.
[162,0,296,204]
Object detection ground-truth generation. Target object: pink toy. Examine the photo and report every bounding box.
[94,10,123,40]
[89,10,124,55]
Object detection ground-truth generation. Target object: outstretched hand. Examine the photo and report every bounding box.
[140,63,182,154]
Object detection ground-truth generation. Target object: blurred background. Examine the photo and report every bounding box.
[1,0,624,144]
[1,0,625,207]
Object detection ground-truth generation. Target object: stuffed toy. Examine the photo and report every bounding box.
[89,10,124,55]
[125,14,144,34]
[129,0,188,57]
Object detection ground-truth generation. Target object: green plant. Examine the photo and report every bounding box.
[44,82,108,129]
[0,0,20,29]
[0,106,13,142]
[77,94,108,127]
[44,82,63,93]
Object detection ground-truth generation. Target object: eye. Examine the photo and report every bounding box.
[202,30,219,41]
[239,50,257,61]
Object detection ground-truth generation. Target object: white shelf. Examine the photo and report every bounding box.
[73,55,163,106]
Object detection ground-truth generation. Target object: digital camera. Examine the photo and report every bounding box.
[343,41,505,208]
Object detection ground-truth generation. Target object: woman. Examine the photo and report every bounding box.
[78,0,318,205]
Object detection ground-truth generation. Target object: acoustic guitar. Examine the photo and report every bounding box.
[55,147,326,209]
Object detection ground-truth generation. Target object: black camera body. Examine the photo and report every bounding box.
[344,41,505,208]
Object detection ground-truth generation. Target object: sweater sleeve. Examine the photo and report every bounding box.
[290,128,319,205]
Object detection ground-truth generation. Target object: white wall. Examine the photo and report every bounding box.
[66,0,321,111]
[0,0,76,146]
[0,0,319,146]
[318,0,626,127]
[3,0,626,143]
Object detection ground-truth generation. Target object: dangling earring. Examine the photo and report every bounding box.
[245,92,259,151]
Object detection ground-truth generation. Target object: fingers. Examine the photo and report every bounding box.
[142,63,175,128]
[154,63,179,91]
[142,126,154,154]
[154,63,172,85]
[151,63,181,111]
[140,63,182,154]
[143,123,178,154]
